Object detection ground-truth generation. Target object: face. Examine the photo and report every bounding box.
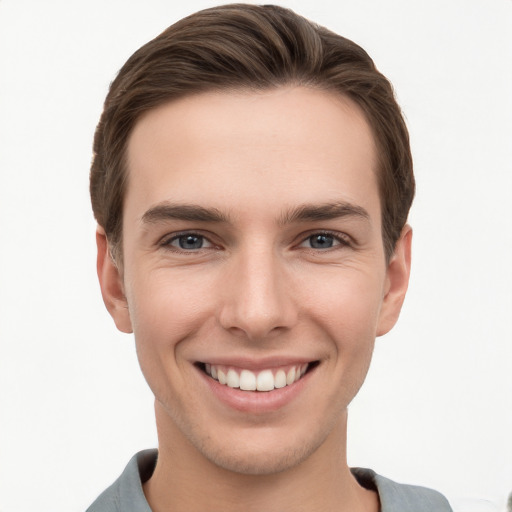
[98,87,411,475]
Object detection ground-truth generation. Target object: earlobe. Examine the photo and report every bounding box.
[376,225,412,337]
[96,226,133,334]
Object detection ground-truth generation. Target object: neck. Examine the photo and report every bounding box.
[143,403,378,512]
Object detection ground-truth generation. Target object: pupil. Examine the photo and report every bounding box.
[310,234,333,249]
[179,235,203,249]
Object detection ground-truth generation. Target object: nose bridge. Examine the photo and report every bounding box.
[219,242,296,340]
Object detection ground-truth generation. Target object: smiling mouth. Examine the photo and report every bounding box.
[198,362,319,392]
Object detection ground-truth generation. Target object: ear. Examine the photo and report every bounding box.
[96,226,133,333]
[376,225,412,337]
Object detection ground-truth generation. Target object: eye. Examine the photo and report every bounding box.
[164,233,213,251]
[299,232,348,250]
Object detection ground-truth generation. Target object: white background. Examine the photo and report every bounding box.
[0,1,511,511]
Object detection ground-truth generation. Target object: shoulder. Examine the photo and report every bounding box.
[86,450,157,512]
[351,468,453,512]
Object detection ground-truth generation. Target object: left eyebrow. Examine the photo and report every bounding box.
[279,201,370,225]
[141,202,230,224]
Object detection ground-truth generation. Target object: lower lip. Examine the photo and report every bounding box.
[197,366,315,413]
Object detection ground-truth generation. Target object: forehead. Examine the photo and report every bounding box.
[124,87,380,223]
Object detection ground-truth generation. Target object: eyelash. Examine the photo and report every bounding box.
[160,231,215,252]
[159,230,352,253]
[298,231,352,251]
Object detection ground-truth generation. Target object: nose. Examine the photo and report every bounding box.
[218,246,298,341]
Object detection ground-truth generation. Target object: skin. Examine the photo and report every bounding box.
[97,87,412,512]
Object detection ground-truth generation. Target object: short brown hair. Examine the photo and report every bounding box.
[90,3,414,261]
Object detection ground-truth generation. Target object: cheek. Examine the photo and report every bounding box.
[306,268,384,394]
[313,279,380,405]
[128,268,213,333]
[124,271,215,381]
[308,268,385,339]
[125,275,209,409]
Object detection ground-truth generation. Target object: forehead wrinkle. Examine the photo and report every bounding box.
[278,201,371,226]
[140,202,231,225]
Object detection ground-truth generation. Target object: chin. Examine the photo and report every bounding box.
[205,444,311,476]
[192,427,329,476]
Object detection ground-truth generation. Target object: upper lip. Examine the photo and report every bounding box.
[195,356,318,372]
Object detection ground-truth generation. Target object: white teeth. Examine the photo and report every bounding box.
[256,370,274,391]
[206,363,310,392]
[274,369,287,389]
[226,369,240,388]
[286,367,296,385]
[218,369,227,385]
[240,370,257,391]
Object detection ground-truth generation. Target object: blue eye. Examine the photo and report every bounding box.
[299,232,347,250]
[308,234,335,249]
[168,234,210,250]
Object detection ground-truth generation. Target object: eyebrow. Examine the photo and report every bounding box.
[279,201,370,225]
[140,200,370,226]
[141,202,230,224]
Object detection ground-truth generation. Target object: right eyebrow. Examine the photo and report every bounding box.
[278,201,370,225]
[141,202,230,224]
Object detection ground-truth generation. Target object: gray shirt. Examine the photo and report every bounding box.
[87,449,453,512]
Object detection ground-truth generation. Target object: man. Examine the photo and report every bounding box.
[87,4,452,511]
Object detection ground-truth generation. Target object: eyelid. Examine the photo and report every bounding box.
[296,230,352,249]
[159,230,217,251]
[156,229,352,252]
